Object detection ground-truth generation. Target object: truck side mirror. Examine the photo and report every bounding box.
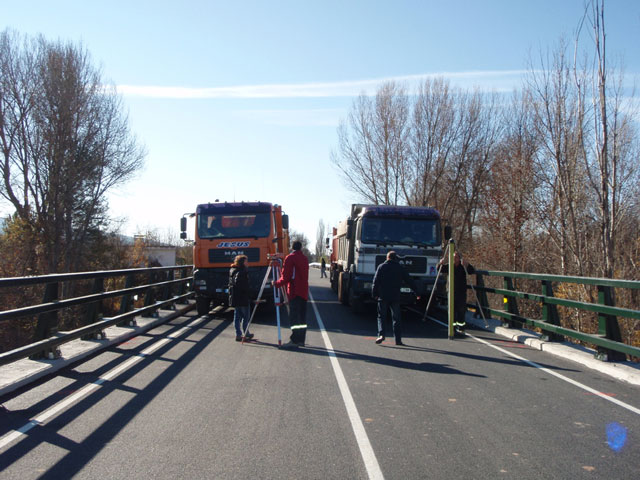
[180,232,187,240]
[180,216,187,233]
[444,225,452,242]
[282,214,289,230]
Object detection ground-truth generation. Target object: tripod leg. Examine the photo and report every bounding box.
[462,262,489,328]
[273,264,282,346]
[243,265,272,342]
[423,243,449,322]
[423,263,444,321]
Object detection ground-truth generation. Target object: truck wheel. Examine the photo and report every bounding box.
[348,285,364,314]
[338,273,349,305]
[196,296,210,316]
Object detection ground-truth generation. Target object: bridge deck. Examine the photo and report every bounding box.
[1,276,639,479]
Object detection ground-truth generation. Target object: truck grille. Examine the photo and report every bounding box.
[209,248,260,263]
[375,255,427,274]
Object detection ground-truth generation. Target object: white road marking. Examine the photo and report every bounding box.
[309,292,385,480]
[427,316,640,416]
[0,316,208,451]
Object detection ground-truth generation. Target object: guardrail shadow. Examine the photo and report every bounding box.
[0,311,230,478]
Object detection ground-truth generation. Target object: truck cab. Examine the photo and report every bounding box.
[330,204,446,312]
[181,201,289,316]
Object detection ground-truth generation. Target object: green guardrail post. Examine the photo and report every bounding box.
[540,280,563,342]
[503,276,519,328]
[595,285,626,362]
[474,272,491,320]
[31,281,62,360]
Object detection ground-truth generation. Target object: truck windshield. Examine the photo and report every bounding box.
[361,217,439,246]
[197,212,271,239]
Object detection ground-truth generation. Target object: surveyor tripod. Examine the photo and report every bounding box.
[242,254,288,346]
[422,240,488,339]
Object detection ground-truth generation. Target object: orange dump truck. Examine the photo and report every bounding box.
[180,201,289,316]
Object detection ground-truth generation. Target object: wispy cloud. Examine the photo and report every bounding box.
[233,108,344,127]
[116,70,528,99]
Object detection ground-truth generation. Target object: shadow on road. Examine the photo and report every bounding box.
[0,311,230,478]
[299,344,487,377]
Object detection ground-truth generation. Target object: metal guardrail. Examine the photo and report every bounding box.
[471,270,640,361]
[0,266,194,366]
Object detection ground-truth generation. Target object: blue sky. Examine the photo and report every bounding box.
[2,0,639,246]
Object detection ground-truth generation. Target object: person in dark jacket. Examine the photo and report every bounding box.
[274,240,309,349]
[439,252,475,336]
[229,255,254,342]
[372,251,416,346]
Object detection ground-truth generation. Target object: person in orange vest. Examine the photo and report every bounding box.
[274,240,309,349]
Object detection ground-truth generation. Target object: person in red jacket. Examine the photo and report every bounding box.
[274,240,309,349]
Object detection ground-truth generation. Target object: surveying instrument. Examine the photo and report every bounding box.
[422,239,488,339]
[242,253,288,346]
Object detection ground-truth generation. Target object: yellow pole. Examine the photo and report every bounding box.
[448,239,455,340]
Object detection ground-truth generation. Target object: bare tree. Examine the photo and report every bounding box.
[407,80,498,248]
[314,218,325,260]
[576,0,640,278]
[448,89,501,246]
[332,81,409,205]
[288,229,312,260]
[477,90,539,271]
[527,39,590,276]
[0,30,145,273]
[406,78,458,208]
[333,77,498,251]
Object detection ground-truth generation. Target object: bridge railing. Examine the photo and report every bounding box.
[0,266,194,366]
[471,270,640,362]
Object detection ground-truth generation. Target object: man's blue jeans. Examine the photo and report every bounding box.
[234,305,251,336]
[377,299,402,342]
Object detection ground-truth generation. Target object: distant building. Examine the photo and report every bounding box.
[146,245,177,267]
[130,234,178,266]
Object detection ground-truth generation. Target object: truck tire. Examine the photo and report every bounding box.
[338,272,349,305]
[196,296,210,316]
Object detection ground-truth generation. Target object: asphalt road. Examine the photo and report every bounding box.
[1,275,639,479]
